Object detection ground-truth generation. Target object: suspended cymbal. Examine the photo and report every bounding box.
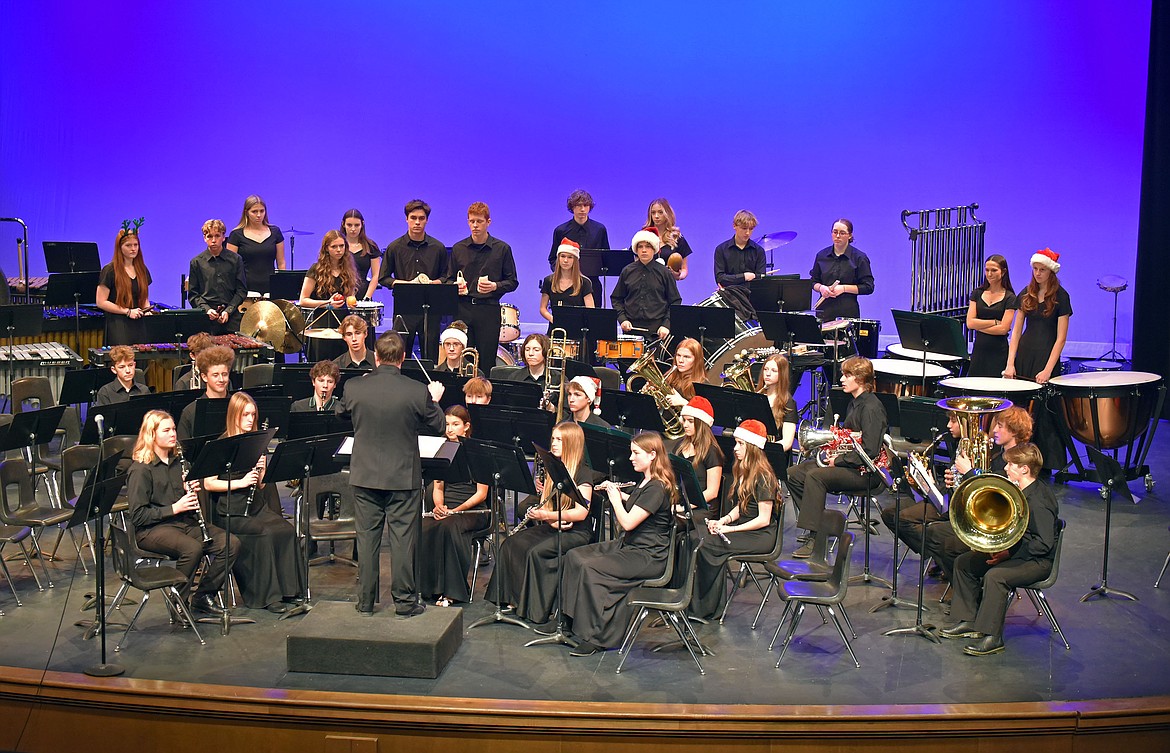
[273,299,308,353]
[241,301,288,350]
[284,227,315,237]
[757,231,797,251]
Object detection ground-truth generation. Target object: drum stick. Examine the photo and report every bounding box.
[813,280,839,310]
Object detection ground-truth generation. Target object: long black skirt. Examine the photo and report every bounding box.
[690,526,776,620]
[560,541,665,648]
[418,512,490,603]
[487,524,592,624]
[218,506,300,609]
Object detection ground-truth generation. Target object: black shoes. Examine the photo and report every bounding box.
[963,635,1005,656]
[569,641,601,657]
[190,594,224,617]
[395,604,426,619]
[355,602,374,616]
[940,621,984,640]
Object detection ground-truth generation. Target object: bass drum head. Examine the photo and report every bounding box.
[496,343,518,367]
[707,327,773,382]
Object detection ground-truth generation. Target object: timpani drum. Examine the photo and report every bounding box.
[939,376,1042,407]
[872,358,949,397]
[1078,360,1122,374]
[499,303,521,343]
[1048,371,1163,450]
[886,343,966,374]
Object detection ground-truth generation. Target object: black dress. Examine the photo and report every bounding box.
[210,479,300,609]
[1014,287,1074,470]
[486,466,594,624]
[560,479,672,648]
[350,244,382,290]
[418,479,489,604]
[691,477,778,619]
[540,274,594,334]
[228,226,284,295]
[967,289,1018,378]
[98,263,152,346]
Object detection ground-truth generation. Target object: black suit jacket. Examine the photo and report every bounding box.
[338,364,445,491]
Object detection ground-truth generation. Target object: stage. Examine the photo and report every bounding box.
[2,430,1170,751]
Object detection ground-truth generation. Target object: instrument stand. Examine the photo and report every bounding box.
[1096,280,1129,363]
[883,485,941,642]
[845,436,893,590]
[463,438,536,631]
[0,304,45,411]
[1081,446,1139,602]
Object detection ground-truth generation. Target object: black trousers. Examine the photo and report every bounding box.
[353,485,421,613]
[787,460,876,532]
[951,552,1052,637]
[136,519,238,601]
[880,500,945,555]
[457,300,501,363]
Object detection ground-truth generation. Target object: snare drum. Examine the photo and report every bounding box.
[596,335,644,361]
[872,358,949,397]
[1049,371,1163,449]
[351,300,384,328]
[499,303,521,343]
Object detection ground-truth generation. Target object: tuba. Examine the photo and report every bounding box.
[624,344,684,439]
[939,396,1030,553]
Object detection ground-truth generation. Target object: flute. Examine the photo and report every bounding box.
[423,509,492,518]
[174,445,213,544]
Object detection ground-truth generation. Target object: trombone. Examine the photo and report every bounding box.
[458,347,480,377]
[540,327,571,422]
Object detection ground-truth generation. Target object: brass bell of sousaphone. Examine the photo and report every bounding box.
[938,395,1030,553]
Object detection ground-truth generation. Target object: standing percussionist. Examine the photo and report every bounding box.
[339,332,445,618]
[127,410,238,617]
[547,189,610,268]
[188,219,247,335]
[448,201,518,361]
[809,218,874,321]
[611,227,681,341]
[713,210,767,321]
[299,230,358,326]
[379,199,448,363]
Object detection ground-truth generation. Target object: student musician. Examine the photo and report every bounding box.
[692,419,780,620]
[540,238,596,332]
[174,333,214,392]
[713,210,767,321]
[202,392,301,613]
[547,188,610,267]
[611,228,681,341]
[787,356,887,558]
[299,230,358,327]
[809,218,874,321]
[177,345,235,440]
[941,442,1058,656]
[664,337,708,408]
[226,195,285,297]
[646,198,692,281]
[419,406,491,607]
[880,411,960,564]
[448,201,519,361]
[188,218,247,335]
[340,209,382,301]
[127,410,237,617]
[674,396,724,516]
[462,377,492,405]
[334,314,376,371]
[756,353,798,452]
[434,321,482,377]
[96,221,154,346]
[94,345,149,405]
[379,199,448,363]
[565,376,611,428]
[291,360,340,413]
[965,254,1017,378]
[560,431,676,657]
[497,333,550,387]
[488,421,595,626]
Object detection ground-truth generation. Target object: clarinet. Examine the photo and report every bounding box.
[175,445,213,544]
[242,419,269,517]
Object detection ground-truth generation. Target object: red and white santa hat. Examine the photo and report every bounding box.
[733,419,768,449]
[680,395,715,427]
[631,226,661,253]
[557,238,581,259]
[569,375,603,414]
[1031,248,1061,274]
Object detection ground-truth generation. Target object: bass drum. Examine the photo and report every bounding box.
[707,326,773,384]
[495,343,518,367]
[698,292,751,338]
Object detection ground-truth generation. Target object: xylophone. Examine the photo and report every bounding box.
[0,341,84,400]
[89,333,275,392]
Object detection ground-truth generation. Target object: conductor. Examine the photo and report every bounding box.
[339,331,445,618]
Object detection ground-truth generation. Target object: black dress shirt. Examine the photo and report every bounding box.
[447,236,519,304]
[333,351,376,371]
[379,234,448,287]
[188,249,247,314]
[94,379,151,406]
[610,260,682,330]
[714,238,767,290]
[808,244,875,320]
[835,390,887,470]
[128,454,195,531]
[547,218,611,265]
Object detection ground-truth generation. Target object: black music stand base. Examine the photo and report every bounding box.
[1081,449,1139,603]
[84,663,125,678]
[870,488,923,614]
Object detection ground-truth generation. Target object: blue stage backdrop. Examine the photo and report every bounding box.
[0,2,1150,356]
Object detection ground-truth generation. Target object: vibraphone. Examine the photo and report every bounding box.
[0,341,84,400]
[89,334,275,392]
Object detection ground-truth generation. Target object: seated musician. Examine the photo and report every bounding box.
[177,345,234,440]
[298,230,357,327]
[94,345,149,405]
[757,353,798,451]
[925,406,1033,581]
[664,337,708,408]
[201,392,301,613]
[419,406,491,607]
[434,321,482,377]
[565,376,611,428]
[497,333,550,386]
[713,210,766,321]
[188,218,247,335]
[462,376,492,405]
[692,419,781,620]
[539,237,596,333]
[487,421,595,626]
[880,411,959,564]
[127,409,237,617]
[333,314,376,371]
[942,442,1058,656]
[291,360,340,412]
[96,221,155,346]
[174,333,214,392]
[561,431,676,657]
[787,356,887,558]
[611,228,681,341]
[674,396,724,518]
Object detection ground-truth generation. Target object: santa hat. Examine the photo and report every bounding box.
[733,419,768,449]
[1031,248,1061,274]
[557,238,581,259]
[569,376,602,414]
[631,226,661,253]
[680,396,715,427]
[439,327,468,347]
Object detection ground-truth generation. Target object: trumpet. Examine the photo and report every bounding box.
[174,445,213,544]
[459,347,480,377]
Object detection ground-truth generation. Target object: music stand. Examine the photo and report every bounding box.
[0,304,44,406]
[141,310,209,359]
[670,453,709,512]
[599,388,665,435]
[268,271,307,301]
[669,304,736,362]
[192,397,231,438]
[1,407,67,491]
[692,382,779,437]
[286,411,352,440]
[82,391,193,444]
[524,443,593,650]
[749,275,813,314]
[892,309,968,393]
[463,437,537,631]
[60,367,115,407]
[427,370,471,410]
[45,272,99,356]
[580,423,637,538]
[1082,446,1139,602]
[252,395,293,438]
[465,405,554,454]
[70,468,129,676]
[185,426,276,634]
[579,249,633,304]
[487,380,542,410]
[392,283,459,360]
[399,358,437,385]
[44,241,101,273]
[553,306,619,364]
